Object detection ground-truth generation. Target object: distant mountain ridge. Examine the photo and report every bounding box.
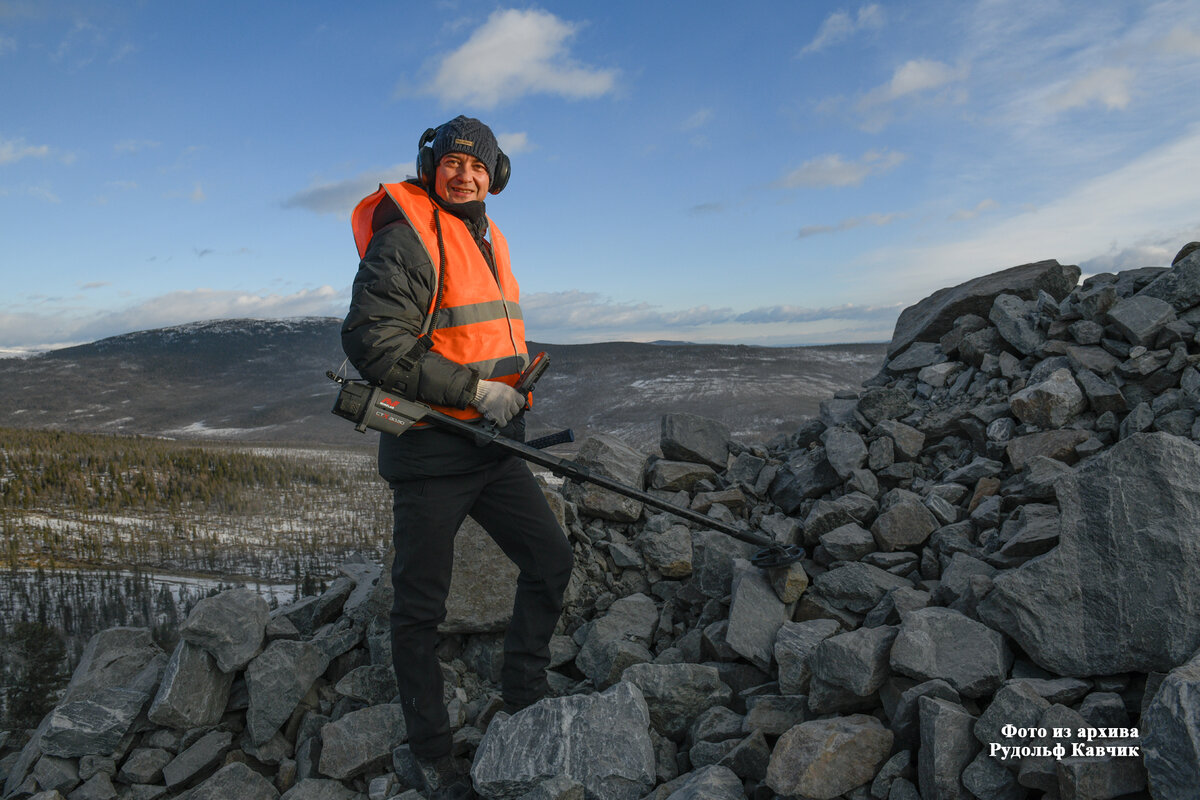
[0,318,886,450]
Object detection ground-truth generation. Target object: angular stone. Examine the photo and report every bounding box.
[769,449,841,515]
[61,628,165,705]
[980,433,1200,675]
[857,386,914,424]
[179,587,269,673]
[872,420,925,461]
[472,682,656,800]
[990,294,1046,356]
[334,664,397,706]
[117,748,172,785]
[637,524,693,578]
[890,607,1011,698]
[661,413,731,470]
[1107,294,1177,346]
[726,559,790,671]
[1142,648,1200,797]
[962,751,1023,800]
[1140,248,1200,311]
[280,778,360,800]
[576,593,658,688]
[820,523,876,562]
[657,765,743,800]
[245,640,330,745]
[918,697,980,800]
[741,695,807,737]
[621,663,732,741]
[822,426,868,479]
[647,460,718,492]
[871,495,937,552]
[1075,368,1127,414]
[1017,704,1087,792]
[889,679,961,752]
[1010,368,1086,429]
[887,260,1079,358]
[918,361,965,387]
[39,686,150,758]
[808,626,898,714]
[807,563,912,615]
[162,730,233,790]
[561,434,649,522]
[318,704,406,780]
[764,715,893,800]
[973,681,1051,769]
[887,342,946,372]
[32,755,79,795]
[775,619,841,695]
[768,560,809,604]
[147,640,233,730]
[1005,429,1091,470]
[182,762,278,800]
[689,530,754,599]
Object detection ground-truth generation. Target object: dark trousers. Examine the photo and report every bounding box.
[388,455,574,759]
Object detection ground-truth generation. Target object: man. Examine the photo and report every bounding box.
[342,116,574,795]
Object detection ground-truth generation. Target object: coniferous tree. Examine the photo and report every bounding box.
[4,621,67,730]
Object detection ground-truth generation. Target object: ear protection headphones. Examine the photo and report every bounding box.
[418,125,510,195]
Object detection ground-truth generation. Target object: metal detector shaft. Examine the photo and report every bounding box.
[327,374,791,556]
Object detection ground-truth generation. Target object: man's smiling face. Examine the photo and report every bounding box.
[434,152,490,204]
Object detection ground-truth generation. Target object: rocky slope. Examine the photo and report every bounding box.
[6,247,1200,799]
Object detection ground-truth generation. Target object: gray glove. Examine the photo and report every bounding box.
[472,380,524,427]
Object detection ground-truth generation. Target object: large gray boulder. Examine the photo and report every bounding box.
[886,260,1080,358]
[471,682,656,800]
[318,704,407,780]
[620,663,732,741]
[244,640,330,745]
[180,761,279,800]
[179,587,269,672]
[660,413,731,470]
[918,697,979,800]
[38,687,152,758]
[725,559,790,671]
[561,434,649,522]
[1142,648,1200,797]
[147,640,233,730]
[764,715,893,800]
[890,607,1011,698]
[979,433,1200,675]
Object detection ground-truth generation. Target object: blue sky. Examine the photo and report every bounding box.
[3,1,1200,353]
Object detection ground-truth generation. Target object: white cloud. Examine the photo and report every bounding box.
[949,198,997,221]
[1046,66,1134,111]
[888,59,964,98]
[798,212,905,239]
[863,125,1200,305]
[779,150,907,189]
[497,132,531,154]
[682,108,713,130]
[1163,25,1200,56]
[801,4,885,55]
[520,290,901,345]
[115,139,161,154]
[0,287,347,348]
[0,137,50,164]
[0,34,16,55]
[423,9,617,108]
[283,163,414,217]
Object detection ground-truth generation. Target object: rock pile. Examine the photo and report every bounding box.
[6,247,1200,799]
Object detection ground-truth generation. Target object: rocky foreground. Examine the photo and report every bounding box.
[7,247,1200,800]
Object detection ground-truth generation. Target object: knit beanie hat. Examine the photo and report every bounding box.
[431,116,499,179]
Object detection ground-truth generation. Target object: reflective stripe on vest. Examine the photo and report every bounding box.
[350,182,529,421]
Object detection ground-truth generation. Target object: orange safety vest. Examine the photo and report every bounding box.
[351,182,529,421]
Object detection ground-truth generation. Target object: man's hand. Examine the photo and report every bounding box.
[472,380,524,427]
